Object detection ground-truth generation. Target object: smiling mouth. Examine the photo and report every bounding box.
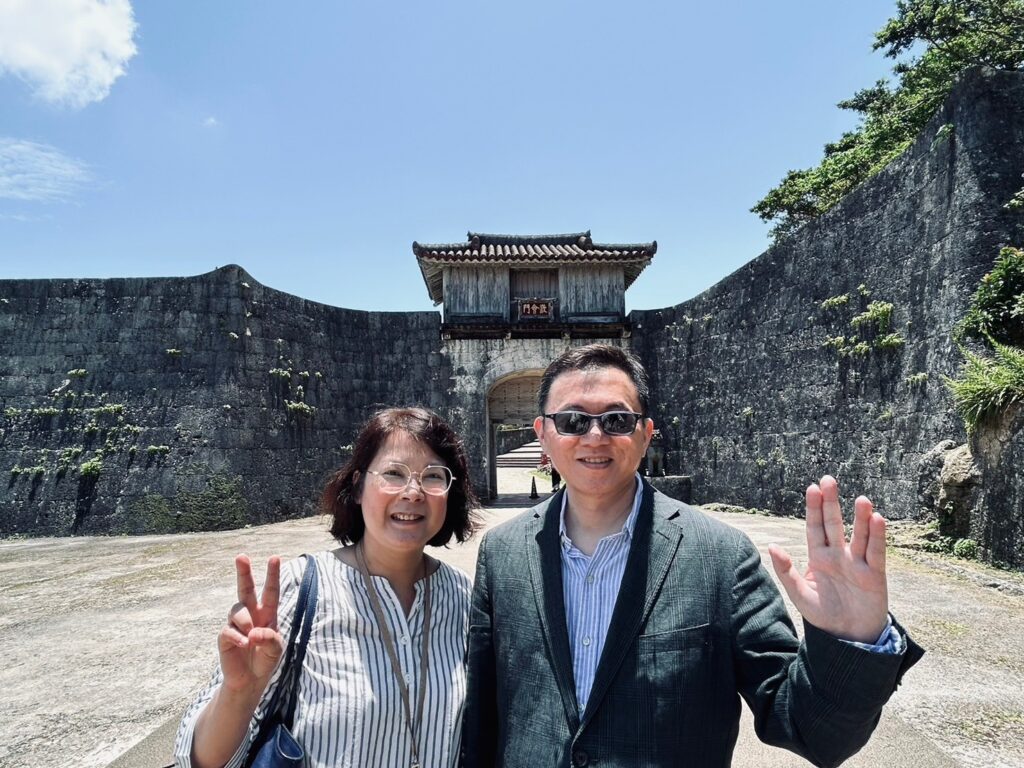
[391,513,424,522]
[578,457,611,466]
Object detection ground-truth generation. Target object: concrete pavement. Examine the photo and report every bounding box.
[2,467,1019,767]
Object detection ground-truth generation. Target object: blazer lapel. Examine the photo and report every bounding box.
[578,484,684,731]
[525,489,581,730]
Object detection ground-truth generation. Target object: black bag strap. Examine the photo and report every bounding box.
[249,554,319,742]
[279,554,318,726]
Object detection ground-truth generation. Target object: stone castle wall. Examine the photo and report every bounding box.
[629,69,1024,562]
[0,268,448,535]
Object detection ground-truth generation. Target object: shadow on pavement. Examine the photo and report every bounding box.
[487,492,552,508]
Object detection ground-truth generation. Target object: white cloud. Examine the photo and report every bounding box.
[0,212,51,221]
[0,138,91,202]
[203,116,220,128]
[0,0,138,108]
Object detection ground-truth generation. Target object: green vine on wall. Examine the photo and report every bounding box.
[947,247,1024,433]
[268,356,320,421]
[956,246,1024,347]
[3,375,148,484]
[819,289,906,357]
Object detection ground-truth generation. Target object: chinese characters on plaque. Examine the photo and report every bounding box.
[519,299,553,318]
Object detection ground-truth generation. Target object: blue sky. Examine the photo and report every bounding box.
[1,0,902,312]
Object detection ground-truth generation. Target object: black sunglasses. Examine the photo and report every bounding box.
[543,410,645,437]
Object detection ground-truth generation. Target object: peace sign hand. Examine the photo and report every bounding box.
[218,554,285,695]
[768,476,889,644]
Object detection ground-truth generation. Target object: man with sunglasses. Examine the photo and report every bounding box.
[463,344,922,767]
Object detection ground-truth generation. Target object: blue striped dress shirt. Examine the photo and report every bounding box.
[558,474,645,711]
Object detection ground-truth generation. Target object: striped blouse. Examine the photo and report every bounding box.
[174,551,472,768]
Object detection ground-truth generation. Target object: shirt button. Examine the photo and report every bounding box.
[404,674,412,684]
[582,636,591,647]
[400,635,409,644]
[586,575,595,584]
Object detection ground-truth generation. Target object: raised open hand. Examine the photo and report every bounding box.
[218,554,285,694]
[768,475,889,644]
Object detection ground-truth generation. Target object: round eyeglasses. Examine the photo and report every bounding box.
[543,410,645,437]
[365,461,455,496]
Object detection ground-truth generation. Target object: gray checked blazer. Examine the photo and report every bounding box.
[462,481,923,768]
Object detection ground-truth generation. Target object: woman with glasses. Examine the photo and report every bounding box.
[174,406,479,768]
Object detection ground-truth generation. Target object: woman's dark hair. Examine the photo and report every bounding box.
[321,406,480,546]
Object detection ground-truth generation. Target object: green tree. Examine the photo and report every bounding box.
[753,0,1024,242]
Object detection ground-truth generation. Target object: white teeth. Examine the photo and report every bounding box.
[392,514,422,521]
[581,458,609,464]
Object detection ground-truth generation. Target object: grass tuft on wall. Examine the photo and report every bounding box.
[946,340,1024,433]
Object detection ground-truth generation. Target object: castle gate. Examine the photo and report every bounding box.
[415,231,656,498]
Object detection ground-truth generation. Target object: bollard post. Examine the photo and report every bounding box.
[530,477,539,499]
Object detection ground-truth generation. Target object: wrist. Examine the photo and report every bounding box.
[215,680,266,710]
[825,614,890,645]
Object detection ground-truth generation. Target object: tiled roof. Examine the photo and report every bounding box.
[414,231,656,304]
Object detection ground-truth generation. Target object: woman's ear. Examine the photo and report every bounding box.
[352,471,363,503]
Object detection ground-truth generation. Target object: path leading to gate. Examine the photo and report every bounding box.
[1,467,1022,768]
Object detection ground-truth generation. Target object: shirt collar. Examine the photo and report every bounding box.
[558,473,644,550]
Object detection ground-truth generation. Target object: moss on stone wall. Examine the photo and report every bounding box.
[124,474,249,534]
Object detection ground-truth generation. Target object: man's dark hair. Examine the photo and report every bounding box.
[537,344,651,416]
[321,406,480,546]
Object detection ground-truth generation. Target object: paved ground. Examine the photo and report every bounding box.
[1,467,1022,768]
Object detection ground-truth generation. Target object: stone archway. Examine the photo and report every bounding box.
[444,337,624,499]
[486,371,543,497]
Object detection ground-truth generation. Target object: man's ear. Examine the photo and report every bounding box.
[533,415,545,444]
[644,417,655,447]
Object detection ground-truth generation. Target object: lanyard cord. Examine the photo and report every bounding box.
[355,543,432,768]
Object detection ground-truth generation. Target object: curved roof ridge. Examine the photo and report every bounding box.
[468,231,591,246]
